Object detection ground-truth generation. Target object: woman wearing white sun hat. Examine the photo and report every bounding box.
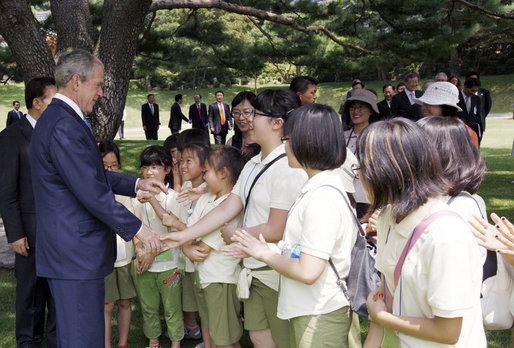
[414,81,479,148]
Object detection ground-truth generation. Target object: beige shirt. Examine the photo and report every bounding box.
[277,170,356,320]
[113,195,136,267]
[375,198,486,347]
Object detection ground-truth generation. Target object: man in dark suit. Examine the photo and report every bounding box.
[208,90,232,144]
[391,72,423,121]
[189,94,208,131]
[29,49,166,347]
[458,78,482,142]
[0,77,57,347]
[6,100,23,127]
[466,71,492,134]
[168,94,189,135]
[377,84,395,119]
[141,93,160,140]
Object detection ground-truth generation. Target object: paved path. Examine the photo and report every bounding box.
[0,219,15,269]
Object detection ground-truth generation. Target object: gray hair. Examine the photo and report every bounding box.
[55,49,104,89]
[435,72,448,80]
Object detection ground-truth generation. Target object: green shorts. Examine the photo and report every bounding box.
[196,283,243,346]
[243,277,290,348]
[182,271,198,312]
[104,263,137,303]
[290,306,351,348]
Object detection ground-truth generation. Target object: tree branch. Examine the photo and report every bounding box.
[137,10,157,53]
[150,0,396,58]
[454,0,514,20]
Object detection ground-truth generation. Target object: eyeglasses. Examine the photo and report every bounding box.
[351,164,360,177]
[253,111,272,117]
[232,110,254,119]
[104,163,120,170]
[280,136,290,144]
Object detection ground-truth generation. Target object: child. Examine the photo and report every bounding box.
[99,140,137,348]
[360,119,485,347]
[225,104,357,348]
[131,145,184,348]
[164,133,182,192]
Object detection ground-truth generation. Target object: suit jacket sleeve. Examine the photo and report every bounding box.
[179,105,188,122]
[483,89,492,116]
[0,131,25,243]
[49,118,141,240]
[141,104,147,127]
[188,104,194,122]
[390,95,399,117]
[225,103,232,129]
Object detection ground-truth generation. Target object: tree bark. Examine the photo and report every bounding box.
[145,71,152,92]
[92,0,152,140]
[51,0,100,54]
[0,0,54,83]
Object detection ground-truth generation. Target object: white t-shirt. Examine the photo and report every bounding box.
[114,195,136,267]
[277,170,356,320]
[375,198,486,348]
[189,192,242,288]
[232,144,307,269]
[132,187,181,273]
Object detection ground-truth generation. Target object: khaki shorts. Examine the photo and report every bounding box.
[182,271,198,312]
[290,306,351,348]
[196,283,243,346]
[104,263,136,303]
[243,277,291,348]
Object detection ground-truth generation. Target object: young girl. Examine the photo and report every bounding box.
[99,140,137,348]
[162,89,306,348]
[360,119,486,347]
[224,104,358,348]
[130,145,184,348]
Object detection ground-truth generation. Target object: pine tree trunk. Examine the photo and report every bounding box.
[296,64,301,76]
[145,71,152,92]
[449,47,460,75]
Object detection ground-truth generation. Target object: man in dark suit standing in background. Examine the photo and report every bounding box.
[391,72,423,120]
[6,100,23,127]
[0,77,57,348]
[466,71,492,135]
[458,77,483,142]
[30,49,166,347]
[168,94,189,135]
[189,94,208,132]
[377,84,395,119]
[208,90,232,144]
[141,93,160,140]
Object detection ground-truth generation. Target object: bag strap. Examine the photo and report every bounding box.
[447,191,485,219]
[393,210,462,288]
[244,153,286,215]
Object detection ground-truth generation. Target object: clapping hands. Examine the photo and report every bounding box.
[470,213,514,265]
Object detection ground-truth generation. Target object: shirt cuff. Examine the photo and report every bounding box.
[135,178,139,194]
[135,222,143,235]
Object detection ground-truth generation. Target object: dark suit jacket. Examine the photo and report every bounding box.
[0,116,37,247]
[168,102,189,130]
[208,102,232,134]
[30,98,141,280]
[391,90,422,120]
[377,99,393,119]
[457,92,482,137]
[476,87,492,132]
[6,109,23,127]
[141,103,160,131]
[189,103,208,130]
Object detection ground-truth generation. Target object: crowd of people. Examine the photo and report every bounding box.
[0,48,512,348]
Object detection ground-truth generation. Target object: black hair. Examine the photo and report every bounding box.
[382,84,395,92]
[251,89,301,121]
[25,77,55,109]
[182,144,209,172]
[139,145,173,185]
[147,94,154,99]
[175,94,183,102]
[464,77,481,88]
[13,100,20,106]
[98,140,121,166]
[357,118,448,220]
[404,72,419,82]
[284,104,346,170]
[417,117,485,196]
[206,146,245,186]
[352,80,364,88]
[367,88,377,96]
[396,82,406,90]
[465,71,480,79]
[231,91,256,109]
[163,133,179,151]
[289,76,318,94]
[177,128,211,151]
[449,75,462,89]
[440,105,459,117]
[215,90,224,96]
[194,94,202,99]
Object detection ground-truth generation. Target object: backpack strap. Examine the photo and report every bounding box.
[393,210,462,288]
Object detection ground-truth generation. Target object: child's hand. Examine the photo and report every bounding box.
[160,231,185,249]
[365,209,381,234]
[162,212,179,228]
[136,190,154,203]
[177,186,207,204]
[136,249,157,274]
[230,230,273,262]
[366,289,387,323]
[221,223,237,244]
[221,243,249,259]
[183,242,209,262]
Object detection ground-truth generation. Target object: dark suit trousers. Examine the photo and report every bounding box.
[145,128,158,140]
[48,278,104,347]
[213,124,229,145]
[15,249,56,348]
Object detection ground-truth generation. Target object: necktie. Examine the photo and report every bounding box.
[387,100,391,108]
[466,96,471,114]
[408,91,414,104]
[150,103,154,115]
[219,103,225,125]
[17,111,22,119]
[197,104,201,120]
[83,116,94,135]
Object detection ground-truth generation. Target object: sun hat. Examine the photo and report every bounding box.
[414,81,462,112]
[343,88,379,116]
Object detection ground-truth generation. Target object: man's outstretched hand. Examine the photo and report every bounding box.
[137,178,167,196]
[135,224,166,254]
